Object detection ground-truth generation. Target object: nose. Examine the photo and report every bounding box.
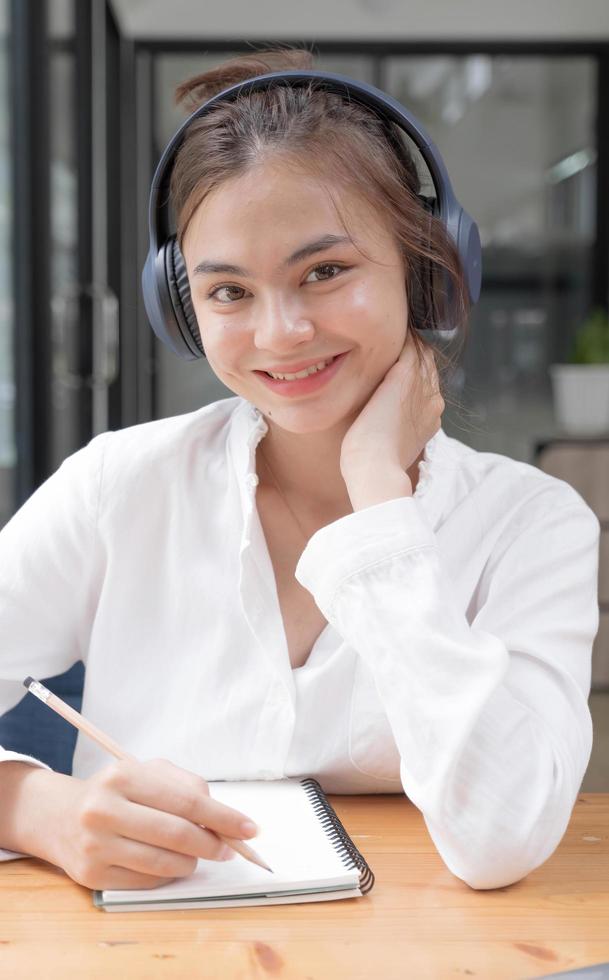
[252,293,315,353]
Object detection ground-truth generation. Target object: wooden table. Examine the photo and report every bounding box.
[1,793,608,979]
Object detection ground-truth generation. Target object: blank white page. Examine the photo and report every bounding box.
[100,778,360,904]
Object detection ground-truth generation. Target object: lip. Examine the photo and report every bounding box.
[261,354,344,374]
[253,351,349,398]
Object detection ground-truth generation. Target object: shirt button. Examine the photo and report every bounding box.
[245,473,259,490]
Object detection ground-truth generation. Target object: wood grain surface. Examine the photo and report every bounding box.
[0,792,607,979]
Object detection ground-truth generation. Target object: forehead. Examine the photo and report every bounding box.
[183,157,393,253]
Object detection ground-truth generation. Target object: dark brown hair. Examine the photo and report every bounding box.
[170,46,469,395]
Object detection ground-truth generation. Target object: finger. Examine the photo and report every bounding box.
[106,834,229,881]
[103,759,258,840]
[91,866,180,890]
[109,796,235,861]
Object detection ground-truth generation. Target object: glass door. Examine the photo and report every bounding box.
[6,0,122,521]
[0,1,12,526]
[49,0,121,472]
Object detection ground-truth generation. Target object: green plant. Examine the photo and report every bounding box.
[569,307,609,364]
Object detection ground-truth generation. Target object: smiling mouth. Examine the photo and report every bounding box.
[253,351,349,396]
[264,356,336,381]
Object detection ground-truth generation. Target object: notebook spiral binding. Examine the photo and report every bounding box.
[300,777,375,895]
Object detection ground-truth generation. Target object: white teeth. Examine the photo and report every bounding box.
[267,357,334,381]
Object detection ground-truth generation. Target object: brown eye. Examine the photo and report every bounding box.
[208,284,247,303]
[306,263,346,283]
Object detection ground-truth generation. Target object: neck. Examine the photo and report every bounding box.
[257,414,423,519]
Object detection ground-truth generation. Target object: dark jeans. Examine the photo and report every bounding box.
[0,662,85,775]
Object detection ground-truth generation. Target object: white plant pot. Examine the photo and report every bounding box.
[549,364,609,435]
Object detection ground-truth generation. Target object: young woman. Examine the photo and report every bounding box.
[0,50,600,893]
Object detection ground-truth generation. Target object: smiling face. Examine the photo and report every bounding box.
[181,157,409,435]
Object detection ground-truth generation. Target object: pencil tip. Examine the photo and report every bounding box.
[23,676,34,689]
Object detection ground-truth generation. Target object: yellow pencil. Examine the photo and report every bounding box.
[22,676,273,873]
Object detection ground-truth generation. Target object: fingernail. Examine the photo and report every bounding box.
[240,820,258,837]
[220,845,236,860]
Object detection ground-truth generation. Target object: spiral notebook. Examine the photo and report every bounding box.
[93,777,374,912]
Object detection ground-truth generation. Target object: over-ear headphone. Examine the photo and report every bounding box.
[142,70,482,360]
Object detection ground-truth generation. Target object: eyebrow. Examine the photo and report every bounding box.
[191,234,354,278]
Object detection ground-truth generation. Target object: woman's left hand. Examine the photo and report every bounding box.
[339,334,444,500]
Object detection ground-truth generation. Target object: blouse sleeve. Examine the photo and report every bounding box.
[0,434,109,861]
[294,488,600,890]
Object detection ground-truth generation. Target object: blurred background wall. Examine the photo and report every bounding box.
[1,0,609,781]
[2,0,608,503]
[3,1,609,505]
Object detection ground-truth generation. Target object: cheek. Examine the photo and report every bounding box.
[197,315,249,363]
[344,279,378,318]
[345,276,406,326]
[198,333,247,390]
[344,279,406,353]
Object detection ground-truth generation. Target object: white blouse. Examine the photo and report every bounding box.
[0,396,600,888]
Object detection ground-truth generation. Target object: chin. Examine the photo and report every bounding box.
[257,401,357,437]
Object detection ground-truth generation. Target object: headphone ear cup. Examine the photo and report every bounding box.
[166,236,205,357]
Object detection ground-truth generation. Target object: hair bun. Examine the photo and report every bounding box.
[174,47,315,111]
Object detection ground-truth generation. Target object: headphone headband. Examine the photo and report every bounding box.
[143,69,481,359]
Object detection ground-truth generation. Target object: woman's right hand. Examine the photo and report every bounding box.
[48,757,259,891]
